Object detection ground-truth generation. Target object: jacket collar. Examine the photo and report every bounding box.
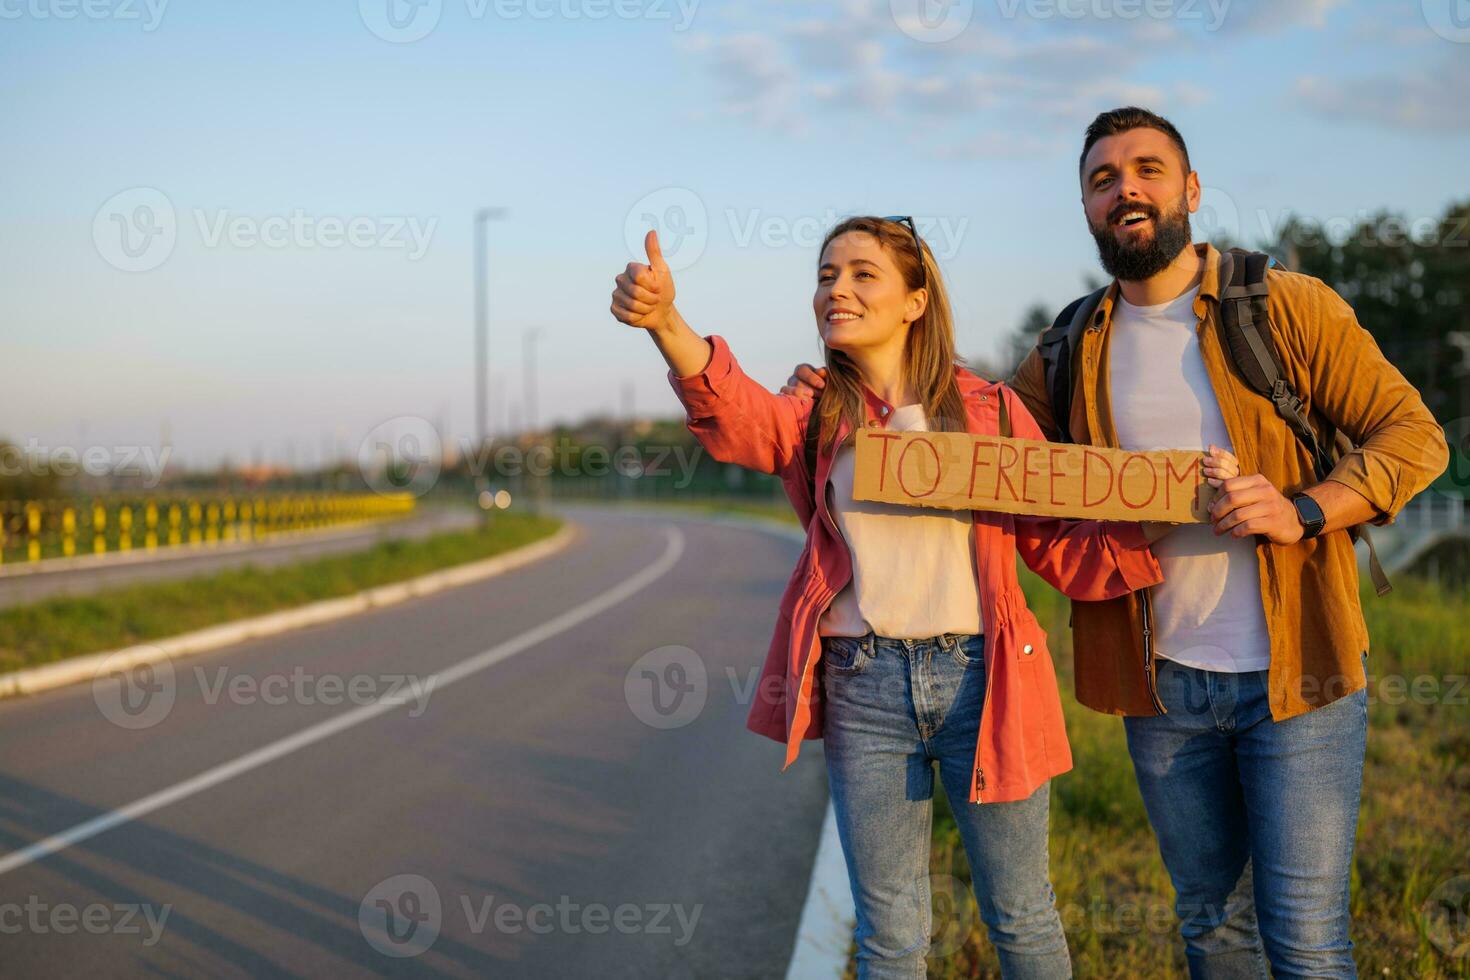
[859,384,895,424]
[847,366,1000,433]
[1094,241,1221,331]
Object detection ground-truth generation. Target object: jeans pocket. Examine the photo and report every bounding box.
[822,636,870,676]
[947,633,985,669]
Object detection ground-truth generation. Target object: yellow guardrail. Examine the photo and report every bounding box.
[0,492,415,566]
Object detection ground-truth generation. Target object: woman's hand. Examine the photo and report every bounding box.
[1141,445,1240,543]
[609,228,712,379]
[611,229,676,333]
[1202,444,1240,488]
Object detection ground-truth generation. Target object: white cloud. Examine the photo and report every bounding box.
[686,31,805,133]
[677,0,1360,153]
[1214,0,1346,35]
[1295,60,1470,132]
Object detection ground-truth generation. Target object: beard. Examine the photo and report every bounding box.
[1089,192,1194,282]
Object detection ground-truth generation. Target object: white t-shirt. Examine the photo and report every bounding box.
[1108,287,1272,673]
[818,404,983,640]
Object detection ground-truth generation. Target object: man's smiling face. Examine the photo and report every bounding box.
[1081,126,1201,281]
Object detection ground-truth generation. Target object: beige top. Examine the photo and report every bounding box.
[818,404,984,639]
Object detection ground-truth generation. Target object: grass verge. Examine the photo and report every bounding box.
[0,512,563,673]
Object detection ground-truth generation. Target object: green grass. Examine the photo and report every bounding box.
[0,512,563,672]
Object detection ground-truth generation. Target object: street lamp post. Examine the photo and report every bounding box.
[523,327,545,511]
[474,208,508,455]
[523,326,542,433]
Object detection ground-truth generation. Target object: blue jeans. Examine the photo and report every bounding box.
[1124,657,1369,979]
[821,631,1072,979]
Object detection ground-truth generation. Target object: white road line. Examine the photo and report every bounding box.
[0,524,685,878]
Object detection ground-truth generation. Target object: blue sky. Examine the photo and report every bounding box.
[3,0,1468,468]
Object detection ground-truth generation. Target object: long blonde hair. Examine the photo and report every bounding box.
[811,216,968,456]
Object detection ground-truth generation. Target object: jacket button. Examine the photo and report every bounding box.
[1022,644,1035,655]
[866,419,881,428]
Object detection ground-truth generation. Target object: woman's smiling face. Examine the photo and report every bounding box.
[813,230,923,354]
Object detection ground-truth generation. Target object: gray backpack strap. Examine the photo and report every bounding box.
[1038,286,1106,444]
[1217,249,1336,482]
[1214,248,1391,596]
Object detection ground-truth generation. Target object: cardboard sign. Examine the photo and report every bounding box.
[852,430,1214,523]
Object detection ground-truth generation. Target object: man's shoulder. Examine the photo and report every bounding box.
[1262,264,1339,312]
[1257,265,1361,350]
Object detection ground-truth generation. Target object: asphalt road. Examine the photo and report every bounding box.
[0,505,830,978]
[0,505,482,610]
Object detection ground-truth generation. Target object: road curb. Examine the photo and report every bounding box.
[0,521,579,700]
[785,802,854,980]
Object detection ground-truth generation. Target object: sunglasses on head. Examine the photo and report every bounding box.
[881,215,927,291]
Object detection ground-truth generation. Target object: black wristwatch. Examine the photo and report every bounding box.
[1291,493,1326,540]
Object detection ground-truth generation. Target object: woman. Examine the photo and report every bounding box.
[610,216,1234,979]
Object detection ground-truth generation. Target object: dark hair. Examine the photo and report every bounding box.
[1079,106,1191,178]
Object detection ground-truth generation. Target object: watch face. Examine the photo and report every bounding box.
[1294,494,1326,536]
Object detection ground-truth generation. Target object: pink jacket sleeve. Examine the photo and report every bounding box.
[1001,384,1165,600]
[666,334,812,479]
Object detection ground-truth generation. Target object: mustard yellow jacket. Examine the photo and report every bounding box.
[1010,242,1449,720]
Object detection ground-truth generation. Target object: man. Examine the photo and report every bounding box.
[781,107,1448,978]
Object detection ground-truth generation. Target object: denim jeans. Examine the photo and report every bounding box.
[1123,657,1369,979]
[821,631,1072,980]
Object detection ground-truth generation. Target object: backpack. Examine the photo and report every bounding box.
[1036,247,1390,595]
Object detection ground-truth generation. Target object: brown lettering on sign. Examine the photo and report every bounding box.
[872,431,900,493]
[1165,455,1201,515]
[1047,446,1068,506]
[1020,445,1043,505]
[968,440,996,497]
[851,430,1214,523]
[897,437,941,499]
[995,442,1022,503]
[1082,450,1113,508]
[1117,454,1158,510]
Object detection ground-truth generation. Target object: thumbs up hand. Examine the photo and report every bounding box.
[611,229,676,332]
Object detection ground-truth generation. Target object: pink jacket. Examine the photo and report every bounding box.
[667,335,1164,803]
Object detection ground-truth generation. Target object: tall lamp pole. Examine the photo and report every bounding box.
[474,208,508,452]
[523,327,542,433]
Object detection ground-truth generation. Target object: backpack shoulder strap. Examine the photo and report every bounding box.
[1214,249,1391,595]
[1038,286,1106,444]
[1215,249,1336,481]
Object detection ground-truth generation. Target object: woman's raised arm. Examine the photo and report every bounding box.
[611,230,808,477]
[611,230,713,377]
